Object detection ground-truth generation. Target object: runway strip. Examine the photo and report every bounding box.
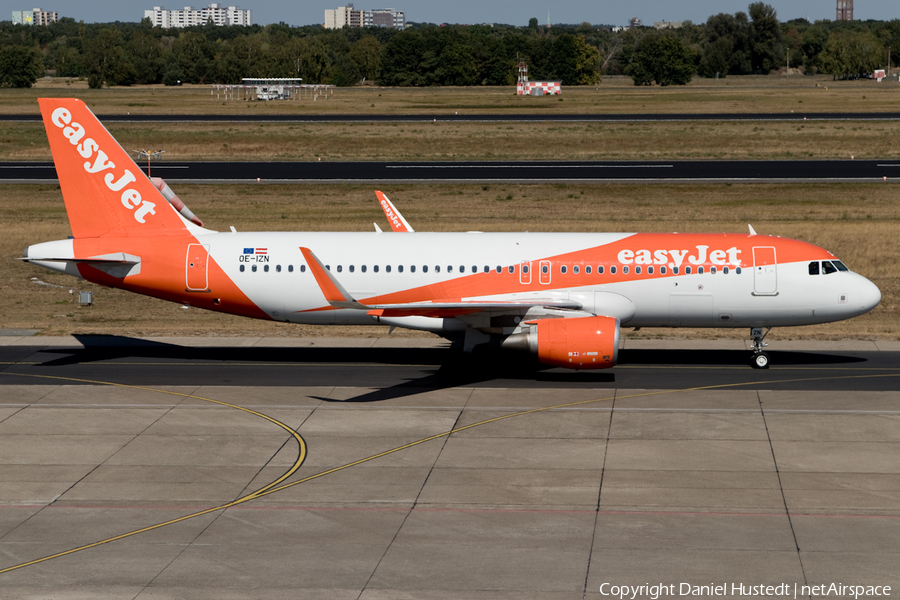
[4,112,900,123]
[4,159,900,183]
[1,338,899,391]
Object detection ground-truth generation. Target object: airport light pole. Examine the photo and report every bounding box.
[134,149,165,177]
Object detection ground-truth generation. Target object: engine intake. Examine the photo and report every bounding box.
[502,315,620,370]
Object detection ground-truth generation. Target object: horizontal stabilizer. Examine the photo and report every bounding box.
[22,252,141,279]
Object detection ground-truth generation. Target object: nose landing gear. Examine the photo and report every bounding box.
[750,327,771,368]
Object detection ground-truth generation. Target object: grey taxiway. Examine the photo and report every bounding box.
[0,335,898,598]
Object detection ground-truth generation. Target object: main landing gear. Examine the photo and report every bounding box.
[750,327,771,369]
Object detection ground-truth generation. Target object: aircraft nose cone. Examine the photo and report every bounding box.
[856,276,881,314]
[863,279,881,311]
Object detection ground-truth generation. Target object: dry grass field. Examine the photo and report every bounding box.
[2,182,897,341]
[2,79,896,341]
[2,77,897,163]
[2,119,897,162]
[0,74,895,116]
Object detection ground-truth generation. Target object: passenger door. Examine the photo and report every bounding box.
[186,244,210,291]
[752,246,777,295]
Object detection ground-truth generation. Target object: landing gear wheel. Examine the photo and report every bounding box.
[749,327,772,369]
[752,352,770,369]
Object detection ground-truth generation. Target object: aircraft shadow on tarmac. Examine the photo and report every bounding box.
[23,335,868,403]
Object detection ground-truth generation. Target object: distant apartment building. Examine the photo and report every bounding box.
[836,0,853,20]
[144,4,251,28]
[12,8,58,25]
[325,4,362,28]
[364,8,404,28]
[324,4,405,29]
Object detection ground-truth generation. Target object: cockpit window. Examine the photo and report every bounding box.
[833,260,849,272]
[822,261,838,275]
[808,261,820,275]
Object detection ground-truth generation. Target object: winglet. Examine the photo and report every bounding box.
[748,224,757,236]
[299,247,367,309]
[375,191,415,232]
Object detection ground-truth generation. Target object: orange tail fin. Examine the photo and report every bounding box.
[39,98,187,238]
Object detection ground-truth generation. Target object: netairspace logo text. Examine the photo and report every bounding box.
[598,583,892,599]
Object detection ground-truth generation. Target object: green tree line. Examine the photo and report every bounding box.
[1,6,898,89]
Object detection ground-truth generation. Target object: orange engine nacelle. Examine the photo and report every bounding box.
[532,316,620,370]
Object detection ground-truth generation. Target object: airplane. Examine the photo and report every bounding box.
[22,98,881,370]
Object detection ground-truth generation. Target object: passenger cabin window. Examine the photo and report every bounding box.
[240,264,245,272]
[471,266,477,273]
[723,267,729,274]
[561,266,567,274]
[542,265,549,274]
[672,266,679,275]
[264,265,269,272]
[410,265,416,273]
[422,265,428,273]
[508,266,514,274]
[698,266,703,274]
[386,265,392,273]
[823,261,838,275]
[337,265,342,273]
[635,266,641,274]
[598,266,604,274]
[623,266,629,274]
[736,267,742,274]
[435,266,440,273]
[276,265,282,273]
[483,266,489,273]
[710,266,717,274]
[660,266,666,274]
[648,266,654,274]
[374,265,379,273]
[610,266,616,274]
[586,266,592,274]
[349,265,355,273]
[573,265,580,274]
[361,265,366,273]
[684,266,690,275]
[522,265,529,274]
[398,265,404,273]
[447,265,453,272]
[496,266,501,273]
[252,265,257,272]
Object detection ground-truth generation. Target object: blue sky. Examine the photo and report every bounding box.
[3,0,897,27]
